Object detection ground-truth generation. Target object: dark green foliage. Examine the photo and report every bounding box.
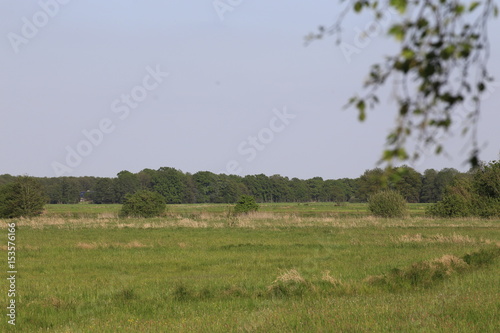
[368,190,408,218]
[91,178,117,204]
[391,166,422,203]
[114,170,140,203]
[0,176,46,218]
[357,168,385,201]
[120,190,166,218]
[428,161,500,217]
[462,247,500,267]
[233,195,259,214]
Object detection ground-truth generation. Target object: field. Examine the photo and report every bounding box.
[2,203,500,332]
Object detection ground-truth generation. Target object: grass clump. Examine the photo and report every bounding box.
[267,269,313,298]
[366,247,500,290]
[368,190,408,218]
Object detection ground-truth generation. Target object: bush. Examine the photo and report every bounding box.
[0,176,46,218]
[120,190,166,218]
[427,171,500,218]
[426,192,472,217]
[233,195,259,214]
[368,190,408,218]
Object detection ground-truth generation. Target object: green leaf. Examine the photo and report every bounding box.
[440,45,456,59]
[354,1,363,12]
[401,47,415,59]
[388,25,406,41]
[416,18,429,29]
[455,4,465,15]
[478,82,485,92]
[396,148,408,160]
[390,0,407,14]
[357,100,366,121]
[469,2,480,12]
[399,102,409,116]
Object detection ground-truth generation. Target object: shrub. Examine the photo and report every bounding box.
[0,176,46,218]
[233,195,259,214]
[428,161,500,218]
[426,192,473,217]
[120,190,166,218]
[368,190,408,218]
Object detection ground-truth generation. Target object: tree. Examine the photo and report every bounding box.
[289,177,310,202]
[152,167,187,204]
[357,168,385,201]
[308,0,498,167]
[0,176,46,218]
[435,168,460,201]
[306,177,324,202]
[120,190,166,218]
[391,166,422,203]
[91,178,117,204]
[114,170,140,203]
[428,161,500,217]
[472,159,500,198]
[420,169,439,203]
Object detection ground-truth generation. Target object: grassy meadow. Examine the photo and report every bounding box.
[2,203,499,332]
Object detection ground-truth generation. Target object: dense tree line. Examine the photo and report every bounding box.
[0,166,464,205]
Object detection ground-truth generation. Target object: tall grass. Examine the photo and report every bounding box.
[1,203,499,332]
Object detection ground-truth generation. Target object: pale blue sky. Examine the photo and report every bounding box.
[1,1,499,179]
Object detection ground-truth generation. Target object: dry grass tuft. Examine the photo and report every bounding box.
[273,269,305,284]
[396,233,478,244]
[76,241,147,249]
[122,241,146,248]
[76,242,99,249]
[321,270,343,286]
[431,254,468,274]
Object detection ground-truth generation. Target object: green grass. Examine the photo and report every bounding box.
[1,202,499,332]
[44,202,431,218]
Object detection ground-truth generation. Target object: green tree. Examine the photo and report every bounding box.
[120,190,166,218]
[193,171,219,203]
[152,167,186,204]
[321,179,347,202]
[420,169,439,203]
[306,177,324,202]
[308,0,498,167]
[357,168,385,201]
[391,166,422,203]
[435,168,460,201]
[91,178,117,204]
[0,176,46,218]
[289,178,310,202]
[114,170,140,203]
[473,160,500,198]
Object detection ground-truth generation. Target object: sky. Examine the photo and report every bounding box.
[1,0,499,180]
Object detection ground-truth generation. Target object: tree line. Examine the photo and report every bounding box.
[0,166,465,205]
